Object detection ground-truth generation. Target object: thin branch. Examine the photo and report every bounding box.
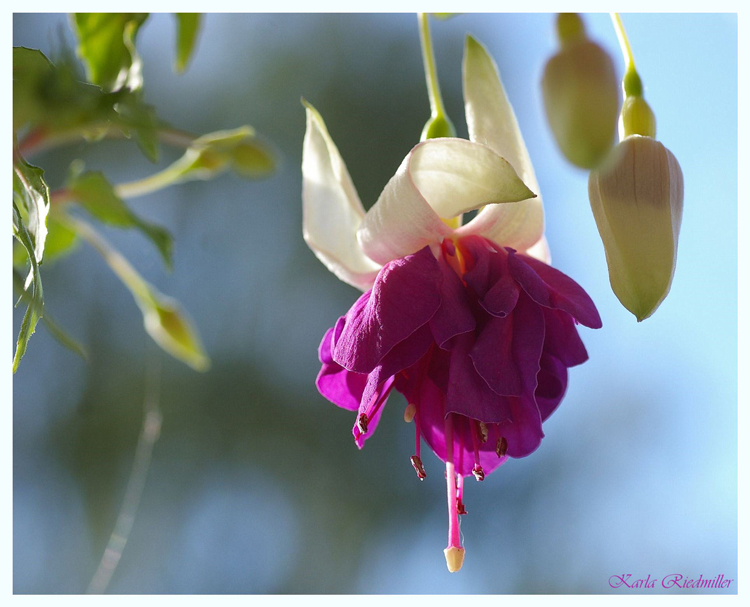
[86,357,163,594]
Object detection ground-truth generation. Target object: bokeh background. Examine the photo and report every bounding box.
[13,13,737,594]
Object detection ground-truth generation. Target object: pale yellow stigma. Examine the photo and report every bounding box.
[403,403,417,423]
[444,547,465,573]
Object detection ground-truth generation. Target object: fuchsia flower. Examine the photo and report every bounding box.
[302,37,601,573]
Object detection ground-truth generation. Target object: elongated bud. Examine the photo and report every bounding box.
[588,136,683,321]
[541,14,620,169]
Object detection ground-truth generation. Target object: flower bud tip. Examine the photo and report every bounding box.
[444,546,465,573]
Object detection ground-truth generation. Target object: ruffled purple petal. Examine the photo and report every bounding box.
[542,308,589,367]
[359,324,434,416]
[495,396,545,458]
[316,325,368,411]
[352,376,394,449]
[508,251,602,329]
[535,353,568,422]
[416,372,509,477]
[429,255,475,348]
[462,236,519,317]
[334,246,442,373]
[470,292,545,397]
[446,333,512,423]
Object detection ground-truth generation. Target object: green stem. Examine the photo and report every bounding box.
[17,123,198,158]
[87,357,163,594]
[611,13,643,97]
[60,214,152,303]
[418,13,455,141]
[419,12,447,121]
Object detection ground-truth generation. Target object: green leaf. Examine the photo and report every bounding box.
[13,213,78,268]
[72,13,149,92]
[130,127,276,192]
[13,47,54,131]
[64,216,209,371]
[12,270,88,362]
[67,170,173,269]
[12,202,44,373]
[13,152,50,266]
[13,47,160,162]
[174,14,201,73]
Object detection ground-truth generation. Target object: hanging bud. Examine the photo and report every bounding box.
[588,135,683,321]
[541,13,620,169]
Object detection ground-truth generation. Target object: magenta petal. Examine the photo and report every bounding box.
[543,308,589,367]
[417,377,509,477]
[447,333,512,423]
[462,237,519,317]
[430,256,475,348]
[334,246,442,373]
[359,324,434,414]
[470,293,545,397]
[508,251,602,329]
[316,325,368,411]
[352,376,394,449]
[535,353,568,421]
[496,396,545,458]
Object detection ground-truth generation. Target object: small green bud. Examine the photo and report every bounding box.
[588,136,684,321]
[542,39,620,169]
[142,294,210,371]
[421,113,457,141]
[620,94,656,138]
[230,140,276,178]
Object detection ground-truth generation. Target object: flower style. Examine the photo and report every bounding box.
[302,36,601,573]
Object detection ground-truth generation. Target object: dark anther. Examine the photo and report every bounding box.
[357,413,369,434]
[457,499,467,515]
[478,422,489,443]
[410,455,427,480]
[496,436,508,458]
[472,465,485,482]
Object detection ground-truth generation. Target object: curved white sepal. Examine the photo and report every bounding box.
[302,102,381,291]
[358,138,535,266]
[459,35,545,252]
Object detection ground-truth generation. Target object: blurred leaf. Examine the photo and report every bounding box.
[12,270,88,362]
[64,216,209,371]
[12,203,44,373]
[67,170,173,269]
[13,213,79,268]
[12,47,54,131]
[13,151,50,266]
[127,127,276,193]
[72,13,149,92]
[113,94,160,162]
[174,13,201,73]
[13,47,160,162]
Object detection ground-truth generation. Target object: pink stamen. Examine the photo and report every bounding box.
[456,473,467,515]
[470,421,484,481]
[444,413,463,552]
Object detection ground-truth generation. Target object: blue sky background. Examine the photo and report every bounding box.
[13,13,737,593]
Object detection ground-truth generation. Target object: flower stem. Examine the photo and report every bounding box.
[418,13,456,141]
[16,122,198,158]
[87,356,163,594]
[611,13,642,98]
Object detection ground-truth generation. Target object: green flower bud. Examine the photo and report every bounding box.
[542,33,620,169]
[588,135,684,321]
